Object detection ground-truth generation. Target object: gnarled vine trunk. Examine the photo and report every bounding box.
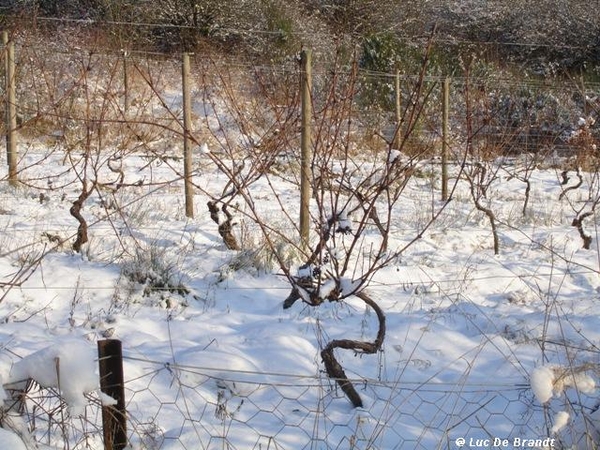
[207,201,240,250]
[320,291,386,408]
[70,182,92,253]
[572,211,593,250]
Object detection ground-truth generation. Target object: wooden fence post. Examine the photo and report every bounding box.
[122,50,129,115]
[441,77,450,201]
[98,339,127,450]
[299,49,312,249]
[394,68,401,148]
[3,31,17,186]
[182,52,194,219]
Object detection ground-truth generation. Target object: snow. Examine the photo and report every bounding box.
[554,370,596,395]
[318,279,338,300]
[530,365,596,406]
[388,149,402,164]
[296,264,313,278]
[0,428,27,450]
[340,277,361,295]
[0,114,599,448]
[551,411,569,434]
[0,375,6,403]
[336,211,352,233]
[1,153,599,448]
[8,339,113,416]
[530,366,555,404]
[199,142,210,154]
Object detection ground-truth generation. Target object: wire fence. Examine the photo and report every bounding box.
[5,345,598,450]
[120,354,600,450]
[119,357,542,450]
[122,359,519,449]
[0,31,596,205]
[0,362,556,449]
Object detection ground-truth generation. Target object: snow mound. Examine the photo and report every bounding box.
[8,339,107,416]
[530,365,555,404]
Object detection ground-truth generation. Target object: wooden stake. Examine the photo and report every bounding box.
[441,77,450,201]
[122,50,129,115]
[182,52,194,218]
[3,31,17,186]
[98,339,127,450]
[300,49,312,249]
[394,69,401,148]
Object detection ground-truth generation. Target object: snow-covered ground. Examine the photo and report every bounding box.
[1,144,599,449]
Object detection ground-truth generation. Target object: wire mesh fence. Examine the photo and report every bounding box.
[5,348,598,450]
[116,355,550,450]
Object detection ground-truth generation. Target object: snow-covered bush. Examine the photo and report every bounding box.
[121,244,190,300]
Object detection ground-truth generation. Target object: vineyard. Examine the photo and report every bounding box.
[0,31,598,449]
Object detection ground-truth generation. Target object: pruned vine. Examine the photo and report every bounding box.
[320,291,385,408]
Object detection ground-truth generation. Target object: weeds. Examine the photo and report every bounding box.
[121,244,190,300]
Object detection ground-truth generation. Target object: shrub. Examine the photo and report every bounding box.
[121,244,189,298]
